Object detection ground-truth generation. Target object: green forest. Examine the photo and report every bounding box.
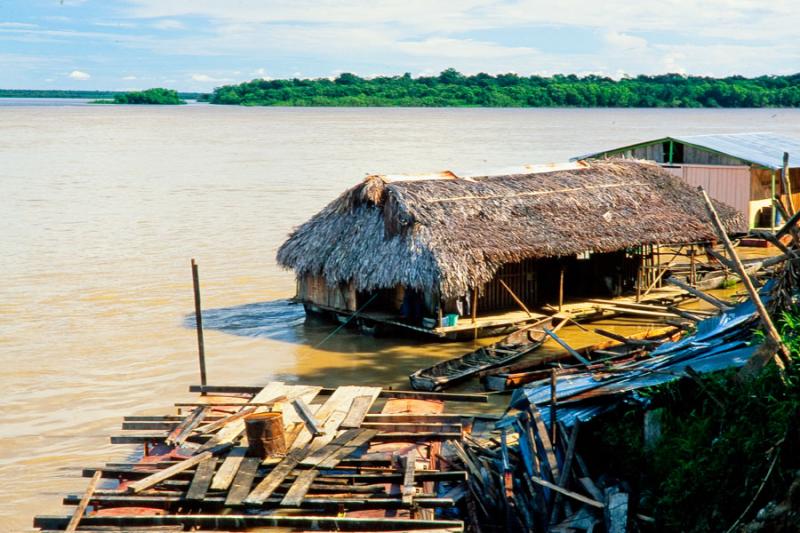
[209,70,800,107]
[91,88,186,105]
[0,88,203,100]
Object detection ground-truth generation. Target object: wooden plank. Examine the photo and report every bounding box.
[529,406,559,482]
[317,430,379,469]
[64,470,102,533]
[543,328,591,365]
[295,386,376,451]
[209,445,247,491]
[225,456,261,506]
[300,429,360,467]
[340,395,376,429]
[126,452,213,494]
[402,449,417,505]
[666,276,732,310]
[280,469,320,507]
[362,422,462,433]
[244,448,307,505]
[291,397,325,436]
[185,456,217,501]
[529,475,604,509]
[190,384,488,403]
[166,406,206,446]
[34,514,465,531]
[192,406,255,435]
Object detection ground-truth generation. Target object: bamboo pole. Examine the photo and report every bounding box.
[699,188,790,366]
[498,279,532,317]
[191,259,207,394]
[558,266,565,312]
[471,285,478,340]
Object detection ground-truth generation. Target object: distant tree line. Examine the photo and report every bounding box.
[0,89,204,100]
[209,70,800,107]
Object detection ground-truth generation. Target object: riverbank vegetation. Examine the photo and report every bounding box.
[92,88,186,105]
[209,70,800,107]
[582,311,800,532]
[0,89,203,100]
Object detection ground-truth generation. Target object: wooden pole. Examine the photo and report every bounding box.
[782,152,795,215]
[558,266,565,312]
[690,247,696,286]
[65,470,103,533]
[549,369,557,445]
[636,252,643,303]
[699,188,790,365]
[666,276,732,310]
[191,259,207,394]
[498,279,532,317]
[471,285,478,340]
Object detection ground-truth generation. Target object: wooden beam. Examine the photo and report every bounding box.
[224,456,261,506]
[189,385,489,403]
[700,188,790,365]
[280,470,320,507]
[291,398,325,436]
[185,456,217,501]
[499,279,532,317]
[402,449,417,505]
[126,451,213,494]
[543,328,591,365]
[64,470,102,533]
[665,276,732,311]
[244,448,307,505]
[34,514,465,531]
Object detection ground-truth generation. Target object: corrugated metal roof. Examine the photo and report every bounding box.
[575,132,800,169]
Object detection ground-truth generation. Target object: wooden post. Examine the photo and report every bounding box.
[499,279,532,317]
[471,286,478,340]
[65,470,103,533]
[636,252,643,302]
[699,188,790,365]
[191,259,207,394]
[771,171,777,232]
[549,370,557,445]
[782,152,795,215]
[689,247,696,286]
[558,265,565,312]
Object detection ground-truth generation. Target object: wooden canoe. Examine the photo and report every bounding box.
[409,317,556,392]
[483,326,681,391]
[693,261,762,291]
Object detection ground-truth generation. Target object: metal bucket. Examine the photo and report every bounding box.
[244,412,286,458]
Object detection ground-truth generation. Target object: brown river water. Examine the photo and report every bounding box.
[2,102,800,531]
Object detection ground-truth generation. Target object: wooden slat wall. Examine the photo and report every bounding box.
[477,258,537,313]
[297,274,356,311]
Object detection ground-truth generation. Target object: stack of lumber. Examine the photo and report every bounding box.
[34,382,490,532]
[450,404,634,532]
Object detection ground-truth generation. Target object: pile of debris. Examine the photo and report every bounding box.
[34,382,496,532]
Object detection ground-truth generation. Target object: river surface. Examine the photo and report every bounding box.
[2,102,800,531]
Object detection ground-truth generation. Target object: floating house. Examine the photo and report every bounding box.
[277,160,745,338]
[575,132,800,229]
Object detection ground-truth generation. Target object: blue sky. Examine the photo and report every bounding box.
[1,0,798,91]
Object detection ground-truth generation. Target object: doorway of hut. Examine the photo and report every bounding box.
[476,251,640,315]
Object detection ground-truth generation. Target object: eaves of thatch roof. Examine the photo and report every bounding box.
[277,160,746,299]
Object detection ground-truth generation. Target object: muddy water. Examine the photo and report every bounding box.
[2,103,799,530]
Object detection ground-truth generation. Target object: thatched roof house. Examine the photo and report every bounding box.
[278,159,745,336]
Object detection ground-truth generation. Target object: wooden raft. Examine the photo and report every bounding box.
[34,381,484,532]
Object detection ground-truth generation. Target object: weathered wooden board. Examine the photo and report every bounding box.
[224,457,261,506]
[280,469,320,507]
[185,456,217,501]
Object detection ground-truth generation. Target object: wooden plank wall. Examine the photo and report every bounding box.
[297,274,357,311]
[477,258,537,313]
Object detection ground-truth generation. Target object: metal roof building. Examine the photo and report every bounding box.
[574,132,800,229]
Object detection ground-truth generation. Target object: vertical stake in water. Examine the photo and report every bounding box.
[191,258,207,395]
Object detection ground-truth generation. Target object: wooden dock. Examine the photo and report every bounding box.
[34,381,493,532]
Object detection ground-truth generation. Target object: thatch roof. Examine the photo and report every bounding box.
[277,160,746,299]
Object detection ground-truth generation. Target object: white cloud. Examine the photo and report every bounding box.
[152,19,185,30]
[0,22,39,29]
[190,73,229,82]
[68,70,90,80]
[122,75,138,80]
[604,31,647,50]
